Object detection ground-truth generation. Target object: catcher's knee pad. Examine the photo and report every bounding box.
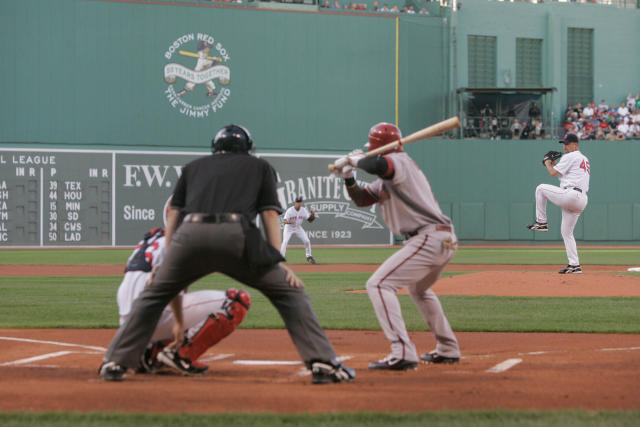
[177,289,250,362]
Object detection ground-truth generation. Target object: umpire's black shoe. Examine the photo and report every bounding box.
[420,352,460,364]
[306,256,316,264]
[526,221,548,232]
[368,356,418,371]
[99,361,126,381]
[311,361,355,384]
[558,264,582,274]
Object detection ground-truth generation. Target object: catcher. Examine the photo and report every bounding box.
[280,196,317,264]
[527,132,590,274]
[114,227,251,375]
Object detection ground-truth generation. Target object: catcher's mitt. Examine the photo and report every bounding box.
[308,210,317,223]
[542,150,562,166]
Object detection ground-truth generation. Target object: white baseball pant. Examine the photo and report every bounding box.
[280,226,312,258]
[366,226,460,362]
[120,290,227,342]
[535,184,588,266]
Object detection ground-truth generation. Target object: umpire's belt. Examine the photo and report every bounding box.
[404,224,451,239]
[563,187,582,193]
[183,213,243,224]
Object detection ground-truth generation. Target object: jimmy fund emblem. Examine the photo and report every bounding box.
[163,33,231,118]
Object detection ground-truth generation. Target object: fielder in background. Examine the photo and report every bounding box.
[333,122,460,371]
[116,227,250,375]
[527,132,590,274]
[281,196,317,264]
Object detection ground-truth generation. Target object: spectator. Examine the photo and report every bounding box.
[419,6,428,14]
[489,116,499,140]
[372,0,379,10]
[582,102,595,119]
[321,0,330,7]
[402,5,408,12]
[331,0,339,8]
[533,119,544,139]
[381,3,390,11]
[597,99,608,112]
[628,122,640,138]
[617,120,631,138]
[510,118,522,139]
[521,121,531,139]
[407,5,416,13]
[627,92,637,110]
[614,130,626,141]
[390,4,399,12]
[528,101,541,121]
[617,101,629,118]
[595,128,605,140]
[480,103,494,118]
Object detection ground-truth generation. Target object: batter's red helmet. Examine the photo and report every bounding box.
[366,122,402,153]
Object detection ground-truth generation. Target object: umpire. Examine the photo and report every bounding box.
[100,124,354,384]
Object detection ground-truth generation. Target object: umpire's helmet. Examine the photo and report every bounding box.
[366,122,402,153]
[212,124,253,153]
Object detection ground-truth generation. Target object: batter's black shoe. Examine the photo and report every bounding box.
[157,347,207,376]
[306,256,316,264]
[420,352,460,364]
[311,361,355,384]
[526,221,548,232]
[368,356,418,371]
[558,264,582,274]
[99,361,126,381]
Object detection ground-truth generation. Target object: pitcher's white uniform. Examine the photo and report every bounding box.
[280,205,313,258]
[534,150,590,266]
[117,230,228,343]
[362,152,460,363]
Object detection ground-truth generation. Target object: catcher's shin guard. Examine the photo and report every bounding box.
[177,289,251,362]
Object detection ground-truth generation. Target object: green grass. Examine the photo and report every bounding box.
[1,272,638,332]
[2,247,639,265]
[1,411,639,427]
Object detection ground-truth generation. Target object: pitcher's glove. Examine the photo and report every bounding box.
[542,150,562,166]
[308,210,316,223]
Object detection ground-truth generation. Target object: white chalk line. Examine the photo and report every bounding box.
[199,353,234,363]
[0,350,102,366]
[600,346,640,352]
[486,358,523,373]
[0,336,106,352]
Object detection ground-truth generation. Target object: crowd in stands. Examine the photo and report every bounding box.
[465,102,547,140]
[320,0,431,14]
[564,92,640,140]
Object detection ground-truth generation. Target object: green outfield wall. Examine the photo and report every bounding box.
[0,0,447,152]
[405,138,640,243]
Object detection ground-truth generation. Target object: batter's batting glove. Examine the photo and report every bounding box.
[333,155,350,171]
[340,164,355,179]
[347,149,365,167]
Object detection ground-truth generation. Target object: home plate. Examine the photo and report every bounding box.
[233,360,302,366]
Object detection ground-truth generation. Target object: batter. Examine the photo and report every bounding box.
[527,132,590,274]
[116,227,250,374]
[280,196,316,264]
[333,122,460,370]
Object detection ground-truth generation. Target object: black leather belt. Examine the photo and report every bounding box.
[183,213,243,224]
[564,187,582,193]
[405,224,451,239]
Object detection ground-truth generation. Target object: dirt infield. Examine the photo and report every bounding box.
[1,328,639,413]
[1,263,639,413]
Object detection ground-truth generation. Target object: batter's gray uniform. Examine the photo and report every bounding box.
[357,152,460,363]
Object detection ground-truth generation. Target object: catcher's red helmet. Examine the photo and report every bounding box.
[366,122,402,153]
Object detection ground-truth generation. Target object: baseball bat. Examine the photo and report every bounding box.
[178,50,223,62]
[327,116,460,172]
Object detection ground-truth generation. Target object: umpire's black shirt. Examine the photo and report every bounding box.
[171,153,283,218]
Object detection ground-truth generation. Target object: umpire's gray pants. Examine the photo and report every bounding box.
[104,222,337,369]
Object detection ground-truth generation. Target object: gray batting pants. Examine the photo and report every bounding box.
[103,222,337,369]
[366,226,460,362]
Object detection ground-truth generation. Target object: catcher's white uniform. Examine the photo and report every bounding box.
[117,230,228,342]
[280,206,313,258]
